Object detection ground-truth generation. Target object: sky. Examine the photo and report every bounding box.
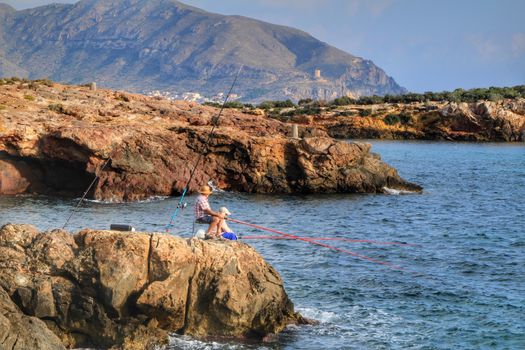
[3,0,525,93]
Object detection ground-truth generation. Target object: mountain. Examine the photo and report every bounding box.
[0,0,406,102]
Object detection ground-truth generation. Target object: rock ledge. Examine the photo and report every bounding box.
[0,224,303,349]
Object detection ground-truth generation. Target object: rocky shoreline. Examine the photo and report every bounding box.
[0,81,421,200]
[0,224,307,349]
[283,99,525,142]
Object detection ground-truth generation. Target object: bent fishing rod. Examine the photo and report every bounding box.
[165,66,244,232]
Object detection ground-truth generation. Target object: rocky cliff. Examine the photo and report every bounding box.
[0,223,304,349]
[0,0,405,102]
[282,99,525,142]
[0,80,421,200]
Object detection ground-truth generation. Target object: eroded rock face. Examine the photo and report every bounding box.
[312,99,525,142]
[0,224,302,349]
[0,82,421,200]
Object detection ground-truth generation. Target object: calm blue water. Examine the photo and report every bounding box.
[1,141,524,349]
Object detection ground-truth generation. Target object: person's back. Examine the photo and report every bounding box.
[193,185,225,238]
[194,193,210,222]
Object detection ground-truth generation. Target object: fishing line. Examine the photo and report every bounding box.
[228,218,405,271]
[240,235,419,247]
[62,156,112,230]
[165,66,243,232]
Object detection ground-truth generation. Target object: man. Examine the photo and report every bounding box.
[194,185,225,238]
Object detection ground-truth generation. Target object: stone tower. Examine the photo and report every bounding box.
[314,69,321,79]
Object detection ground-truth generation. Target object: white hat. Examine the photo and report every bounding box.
[219,207,232,216]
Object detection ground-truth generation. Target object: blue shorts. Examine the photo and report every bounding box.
[196,215,213,224]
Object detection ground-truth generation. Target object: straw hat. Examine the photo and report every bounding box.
[198,185,213,195]
[219,207,232,216]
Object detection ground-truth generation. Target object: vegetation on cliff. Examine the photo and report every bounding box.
[201,84,525,142]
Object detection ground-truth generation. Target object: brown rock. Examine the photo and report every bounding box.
[0,82,420,200]
[0,287,65,350]
[311,100,525,142]
[0,159,31,194]
[0,224,303,349]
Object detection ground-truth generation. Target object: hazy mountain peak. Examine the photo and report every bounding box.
[0,0,406,101]
[0,3,15,13]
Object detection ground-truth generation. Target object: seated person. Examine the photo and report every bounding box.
[194,185,225,238]
[218,207,237,240]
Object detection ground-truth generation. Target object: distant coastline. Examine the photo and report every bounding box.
[204,85,525,142]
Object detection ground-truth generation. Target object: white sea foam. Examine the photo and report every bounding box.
[296,307,339,323]
[208,180,225,193]
[382,187,418,195]
[167,334,269,350]
[81,195,170,204]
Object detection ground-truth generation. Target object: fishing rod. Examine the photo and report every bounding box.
[228,218,405,271]
[165,66,244,232]
[240,235,419,247]
[62,156,112,230]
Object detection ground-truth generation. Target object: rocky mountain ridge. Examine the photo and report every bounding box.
[0,0,405,102]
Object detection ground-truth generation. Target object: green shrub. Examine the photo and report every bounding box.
[257,101,275,110]
[331,96,355,106]
[359,109,371,117]
[298,98,313,105]
[383,114,401,125]
[117,93,130,102]
[399,113,412,124]
[0,104,6,110]
[223,101,244,109]
[24,95,35,101]
[274,99,296,108]
[48,103,65,113]
[383,113,412,125]
[36,78,54,87]
[258,99,296,109]
[203,101,221,108]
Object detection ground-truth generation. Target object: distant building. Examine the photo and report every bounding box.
[314,69,321,79]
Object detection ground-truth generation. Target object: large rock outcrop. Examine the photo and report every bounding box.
[0,224,303,349]
[0,81,421,200]
[300,99,525,142]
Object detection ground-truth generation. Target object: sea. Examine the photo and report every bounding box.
[1,140,524,350]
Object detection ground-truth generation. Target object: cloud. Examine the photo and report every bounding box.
[368,0,393,17]
[466,32,525,62]
[467,35,500,59]
[512,33,525,57]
